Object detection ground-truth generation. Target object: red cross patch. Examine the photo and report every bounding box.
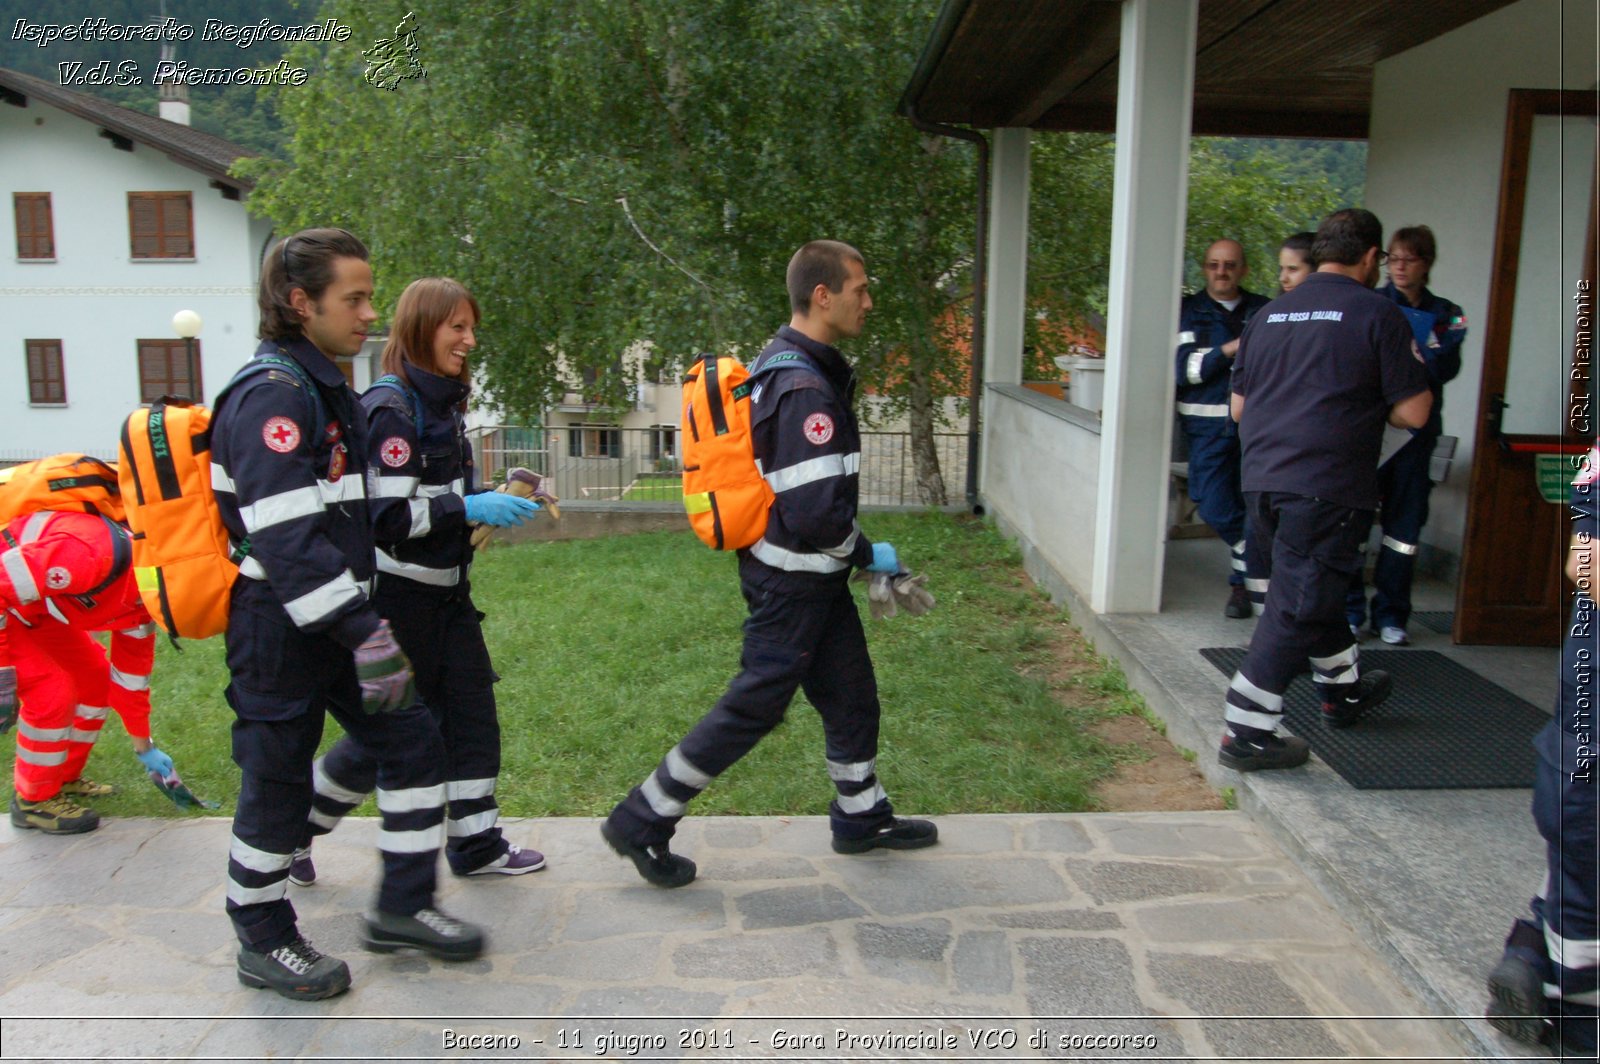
[381,436,412,468]
[45,566,71,590]
[802,412,835,445]
[262,416,301,453]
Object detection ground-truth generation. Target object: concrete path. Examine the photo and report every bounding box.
[0,813,1467,1062]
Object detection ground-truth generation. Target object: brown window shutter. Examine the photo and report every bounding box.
[163,193,193,257]
[14,194,54,259]
[130,194,159,257]
[25,339,65,404]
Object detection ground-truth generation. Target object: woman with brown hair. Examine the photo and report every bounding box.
[293,277,546,883]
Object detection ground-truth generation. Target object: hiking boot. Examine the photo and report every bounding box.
[1486,948,1550,1046]
[1379,625,1410,646]
[459,843,546,876]
[832,817,939,854]
[1217,732,1310,772]
[600,820,696,888]
[288,846,316,887]
[1321,669,1393,728]
[59,776,116,797]
[10,793,100,834]
[236,934,351,1000]
[1224,585,1251,619]
[363,907,485,961]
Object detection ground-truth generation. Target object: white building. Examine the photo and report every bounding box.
[0,67,274,462]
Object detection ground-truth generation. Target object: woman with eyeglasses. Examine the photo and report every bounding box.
[1345,224,1467,646]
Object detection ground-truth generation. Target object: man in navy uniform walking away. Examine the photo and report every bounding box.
[1174,239,1272,618]
[1220,209,1433,772]
[602,240,937,887]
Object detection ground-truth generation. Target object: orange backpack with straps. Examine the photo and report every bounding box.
[680,350,801,550]
[0,453,126,526]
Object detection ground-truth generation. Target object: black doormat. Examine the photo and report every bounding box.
[1199,648,1546,789]
[1410,611,1455,635]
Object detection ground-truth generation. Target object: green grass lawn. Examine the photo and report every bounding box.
[620,476,682,501]
[29,513,1147,821]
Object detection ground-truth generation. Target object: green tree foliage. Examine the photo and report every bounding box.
[240,2,1346,503]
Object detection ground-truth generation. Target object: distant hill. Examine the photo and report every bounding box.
[1208,137,1368,208]
[1,0,311,156]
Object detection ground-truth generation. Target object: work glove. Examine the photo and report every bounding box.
[355,620,416,715]
[892,571,936,616]
[0,665,15,733]
[865,541,900,574]
[471,468,560,550]
[851,570,899,621]
[464,491,540,527]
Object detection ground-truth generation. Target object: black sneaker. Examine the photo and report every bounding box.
[236,934,351,1000]
[1217,732,1310,772]
[1321,669,1393,728]
[1486,948,1550,1046]
[832,817,939,854]
[1224,585,1251,619]
[363,907,485,961]
[600,820,696,888]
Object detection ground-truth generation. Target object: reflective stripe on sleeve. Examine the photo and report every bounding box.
[407,499,431,539]
[418,478,465,499]
[281,570,366,627]
[749,538,849,574]
[1381,536,1418,556]
[1,547,40,604]
[1176,402,1229,418]
[764,452,861,493]
[376,549,459,587]
[1186,349,1211,384]
[238,485,323,534]
[373,475,421,499]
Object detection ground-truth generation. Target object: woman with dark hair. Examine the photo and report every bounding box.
[1277,231,1315,293]
[292,277,546,883]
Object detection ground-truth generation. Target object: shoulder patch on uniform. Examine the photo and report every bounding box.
[802,412,835,445]
[380,436,412,467]
[262,416,301,453]
[45,566,71,591]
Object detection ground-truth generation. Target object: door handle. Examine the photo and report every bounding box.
[1487,392,1509,452]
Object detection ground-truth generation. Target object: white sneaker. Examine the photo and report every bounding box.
[1379,625,1409,646]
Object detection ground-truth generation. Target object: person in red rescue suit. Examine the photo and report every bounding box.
[0,509,169,835]
[601,240,938,889]
[292,277,544,885]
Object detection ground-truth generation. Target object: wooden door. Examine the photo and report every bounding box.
[1456,89,1599,645]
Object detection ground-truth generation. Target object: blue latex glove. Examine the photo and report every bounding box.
[465,492,540,527]
[136,745,175,778]
[866,541,900,574]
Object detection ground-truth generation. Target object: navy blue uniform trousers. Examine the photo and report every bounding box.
[224,594,446,951]
[1347,432,1434,630]
[609,557,892,846]
[310,583,505,874]
[1186,432,1248,587]
[1224,493,1368,740]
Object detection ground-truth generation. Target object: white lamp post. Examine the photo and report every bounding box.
[172,309,203,400]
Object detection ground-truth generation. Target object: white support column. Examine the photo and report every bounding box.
[1091,0,1197,614]
[982,127,1031,387]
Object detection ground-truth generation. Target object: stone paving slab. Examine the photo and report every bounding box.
[0,812,1467,1062]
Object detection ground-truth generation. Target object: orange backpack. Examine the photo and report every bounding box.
[681,351,801,550]
[0,453,126,526]
[118,356,327,639]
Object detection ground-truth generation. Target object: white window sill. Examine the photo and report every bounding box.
[129,257,198,264]
[16,257,57,264]
[28,402,67,408]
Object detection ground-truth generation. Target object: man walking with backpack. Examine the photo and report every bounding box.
[602,240,937,887]
[209,228,483,1001]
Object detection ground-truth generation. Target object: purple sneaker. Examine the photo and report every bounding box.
[288,846,316,887]
[462,844,546,876]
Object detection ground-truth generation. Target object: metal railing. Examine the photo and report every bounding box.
[469,425,968,507]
